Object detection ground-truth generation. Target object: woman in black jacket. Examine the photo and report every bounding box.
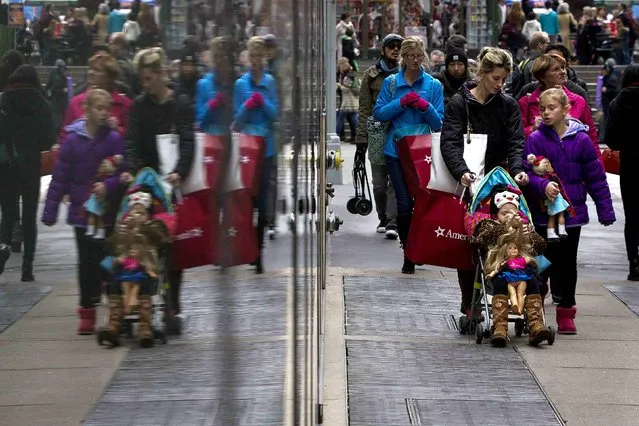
[440,47,529,341]
[604,64,639,281]
[0,65,55,281]
[122,48,195,340]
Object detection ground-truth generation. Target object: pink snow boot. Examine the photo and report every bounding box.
[556,306,577,335]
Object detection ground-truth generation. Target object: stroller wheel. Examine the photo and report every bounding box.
[547,326,556,345]
[356,198,373,216]
[346,197,358,214]
[475,323,484,344]
[515,319,525,337]
[154,329,168,344]
[458,316,469,335]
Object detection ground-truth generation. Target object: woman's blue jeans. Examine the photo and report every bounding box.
[385,155,413,217]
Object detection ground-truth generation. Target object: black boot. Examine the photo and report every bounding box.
[629,258,639,281]
[396,215,415,274]
[11,222,22,253]
[256,218,266,274]
[21,260,34,282]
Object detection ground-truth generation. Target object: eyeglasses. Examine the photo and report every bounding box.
[386,42,402,50]
[405,54,425,62]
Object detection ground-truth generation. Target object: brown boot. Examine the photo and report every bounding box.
[526,294,551,346]
[138,295,154,348]
[98,295,123,346]
[491,295,509,347]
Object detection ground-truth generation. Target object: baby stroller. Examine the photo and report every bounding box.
[458,167,556,346]
[96,168,177,347]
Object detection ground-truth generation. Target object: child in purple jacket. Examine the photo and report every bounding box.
[523,88,615,335]
[42,89,125,335]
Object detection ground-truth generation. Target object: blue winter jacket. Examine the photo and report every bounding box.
[373,68,444,158]
[195,72,233,136]
[233,71,279,158]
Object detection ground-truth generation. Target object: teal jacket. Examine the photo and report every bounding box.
[373,68,444,158]
[233,71,279,158]
[195,72,234,136]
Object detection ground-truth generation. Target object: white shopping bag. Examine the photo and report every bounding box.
[180,132,209,195]
[156,134,179,195]
[223,132,244,193]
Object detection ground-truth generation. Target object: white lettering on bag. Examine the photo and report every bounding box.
[174,228,204,241]
[434,226,468,241]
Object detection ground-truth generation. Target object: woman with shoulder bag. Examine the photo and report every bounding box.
[122,48,195,336]
[373,36,445,274]
[440,47,529,322]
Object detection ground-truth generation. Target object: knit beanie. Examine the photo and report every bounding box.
[8,64,40,88]
[445,48,468,68]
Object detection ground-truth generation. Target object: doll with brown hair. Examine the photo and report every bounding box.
[84,155,123,239]
[485,229,538,315]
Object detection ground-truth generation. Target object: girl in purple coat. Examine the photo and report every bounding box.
[523,88,615,335]
[42,89,126,335]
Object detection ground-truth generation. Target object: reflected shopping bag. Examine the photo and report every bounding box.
[181,133,227,194]
[405,189,474,270]
[171,190,217,270]
[397,134,432,198]
[220,189,258,267]
[602,148,620,175]
[236,133,264,197]
[41,150,58,176]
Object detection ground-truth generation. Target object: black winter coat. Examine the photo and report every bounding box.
[440,82,526,182]
[435,70,472,108]
[125,91,195,179]
[604,86,639,174]
[1,84,55,167]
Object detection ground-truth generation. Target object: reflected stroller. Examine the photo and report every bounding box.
[96,168,177,347]
[458,167,556,346]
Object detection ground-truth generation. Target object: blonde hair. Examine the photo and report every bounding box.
[540,87,570,108]
[476,47,513,76]
[136,47,166,74]
[532,53,566,83]
[399,36,426,69]
[210,36,233,57]
[247,36,267,54]
[485,229,537,275]
[337,57,351,69]
[84,88,112,108]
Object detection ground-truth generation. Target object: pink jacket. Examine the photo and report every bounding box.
[518,86,602,162]
[59,91,131,144]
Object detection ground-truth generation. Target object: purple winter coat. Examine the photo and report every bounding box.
[523,118,615,228]
[42,119,125,227]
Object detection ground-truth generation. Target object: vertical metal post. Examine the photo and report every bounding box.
[325,0,343,185]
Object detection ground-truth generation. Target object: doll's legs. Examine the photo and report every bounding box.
[94,217,106,240]
[557,211,567,237]
[516,281,527,314]
[86,214,96,236]
[547,215,559,240]
[508,283,519,315]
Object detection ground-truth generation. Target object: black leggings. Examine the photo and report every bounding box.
[0,164,40,262]
[74,227,111,308]
[620,172,639,261]
[538,225,581,308]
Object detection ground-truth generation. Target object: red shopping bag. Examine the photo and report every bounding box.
[602,148,620,175]
[220,189,259,267]
[405,189,474,270]
[397,134,432,198]
[203,134,227,189]
[237,133,264,197]
[171,190,217,270]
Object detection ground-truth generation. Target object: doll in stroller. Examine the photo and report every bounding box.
[97,168,176,348]
[459,167,555,347]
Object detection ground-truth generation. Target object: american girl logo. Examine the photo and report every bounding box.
[174,228,204,241]
[434,226,469,241]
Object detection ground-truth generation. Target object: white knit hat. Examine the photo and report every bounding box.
[129,192,152,209]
